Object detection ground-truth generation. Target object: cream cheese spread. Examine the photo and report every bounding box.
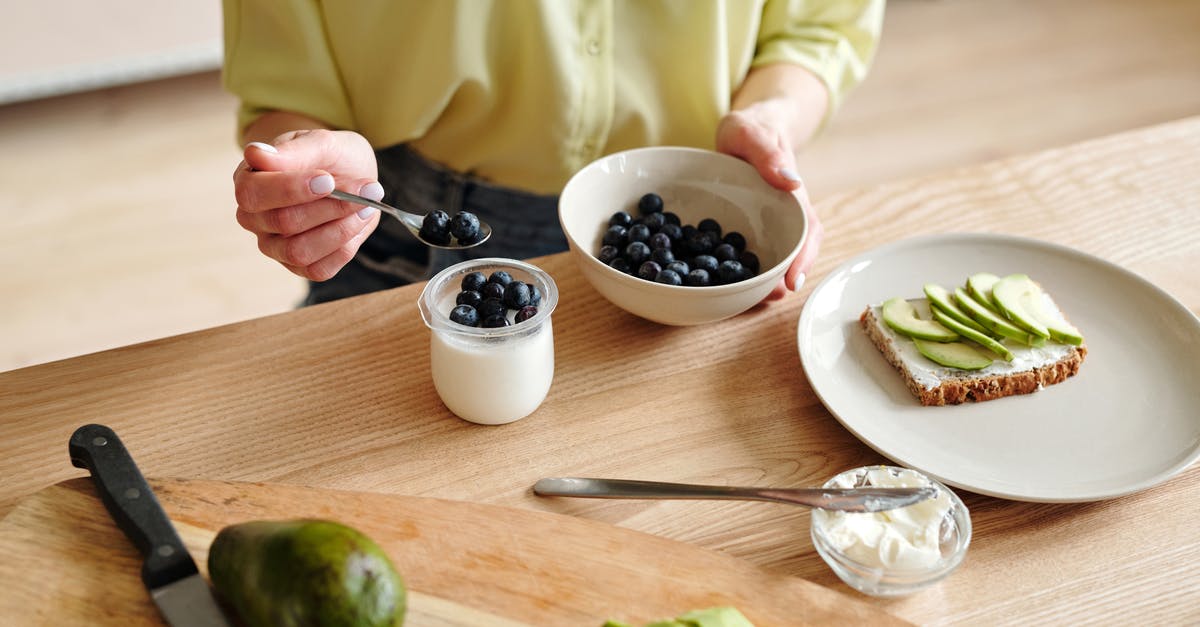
[814,467,952,570]
[870,298,1075,390]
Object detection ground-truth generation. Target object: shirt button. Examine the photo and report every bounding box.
[586,39,601,56]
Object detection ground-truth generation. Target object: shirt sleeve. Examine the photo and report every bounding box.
[753,0,885,114]
[221,0,356,141]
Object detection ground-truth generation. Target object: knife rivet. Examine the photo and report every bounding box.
[124,488,140,500]
[157,545,175,557]
[92,437,107,447]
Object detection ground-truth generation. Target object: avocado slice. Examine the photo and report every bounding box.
[208,519,406,627]
[913,338,995,370]
[953,287,1046,347]
[924,283,993,336]
[966,273,1003,314]
[992,274,1083,345]
[881,297,959,342]
[931,306,1014,361]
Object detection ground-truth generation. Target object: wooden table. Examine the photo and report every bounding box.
[4,117,1199,625]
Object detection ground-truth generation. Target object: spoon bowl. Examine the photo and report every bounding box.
[330,189,492,249]
[533,477,936,513]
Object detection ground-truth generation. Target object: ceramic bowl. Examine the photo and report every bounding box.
[558,146,809,325]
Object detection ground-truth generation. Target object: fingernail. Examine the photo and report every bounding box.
[357,207,378,220]
[793,273,807,292]
[247,141,277,154]
[308,174,334,195]
[359,181,385,202]
[778,167,802,183]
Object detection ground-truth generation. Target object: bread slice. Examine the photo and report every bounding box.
[861,301,1086,406]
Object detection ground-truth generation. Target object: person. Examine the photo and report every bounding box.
[223,1,884,305]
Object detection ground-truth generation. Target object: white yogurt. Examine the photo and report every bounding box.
[430,319,554,425]
[814,467,952,570]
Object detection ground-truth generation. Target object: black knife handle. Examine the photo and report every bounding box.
[69,424,198,590]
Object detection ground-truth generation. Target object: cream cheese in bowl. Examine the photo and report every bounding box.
[811,465,971,596]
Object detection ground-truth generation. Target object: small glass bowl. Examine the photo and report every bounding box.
[810,465,971,597]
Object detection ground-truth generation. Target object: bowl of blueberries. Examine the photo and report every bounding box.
[558,146,810,325]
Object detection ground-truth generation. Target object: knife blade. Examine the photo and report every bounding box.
[69,424,232,627]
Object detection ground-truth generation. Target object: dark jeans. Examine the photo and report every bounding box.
[303,144,567,305]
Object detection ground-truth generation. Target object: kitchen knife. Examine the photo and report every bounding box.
[69,424,232,627]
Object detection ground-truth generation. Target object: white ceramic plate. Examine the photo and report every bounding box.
[798,233,1200,502]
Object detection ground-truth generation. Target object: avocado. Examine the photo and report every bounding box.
[207,519,406,627]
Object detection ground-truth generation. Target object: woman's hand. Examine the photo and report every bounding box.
[233,126,383,281]
[715,63,828,300]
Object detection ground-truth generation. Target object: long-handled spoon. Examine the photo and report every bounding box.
[534,477,936,513]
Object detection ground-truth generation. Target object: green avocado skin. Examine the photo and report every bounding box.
[208,519,406,627]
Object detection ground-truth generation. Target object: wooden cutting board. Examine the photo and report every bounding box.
[0,478,906,626]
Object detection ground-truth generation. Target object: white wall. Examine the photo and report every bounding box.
[0,2,222,104]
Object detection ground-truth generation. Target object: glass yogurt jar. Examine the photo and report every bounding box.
[418,258,558,425]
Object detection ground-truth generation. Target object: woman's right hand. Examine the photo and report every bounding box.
[234,129,383,281]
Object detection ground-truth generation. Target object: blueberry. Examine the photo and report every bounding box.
[597,244,620,264]
[610,257,631,273]
[449,304,479,327]
[625,241,651,265]
[684,230,715,255]
[482,314,510,328]
[698,218,722,237]
[515,306,539,323]
[478,298,507,319]
[627,223,651,243]
[662,212,681,226]
[456,290,483,308]
[723,231,747,252]
[449,212,481,242]
[738,251,760,274]
[681,225,698,240]
[714,243,738,262]
[655,269,683,285]
[665,260,690,277]
[481,281,505,301]
[642,212,666,231]
[419,210,452,245]
[529,284,542,306]
[609,211,633,227]
[717,260,746,284]
[658,223,683,244]
[638,193,664,215]
[488,270,513,286]
[503,281,532,309]
[637,261,662,281]
[648,232,672,251]
[461,271,487,293]
[685,269,712,287]
[692,254,718,273]
[649,247,675,266]
[602,225,628,248]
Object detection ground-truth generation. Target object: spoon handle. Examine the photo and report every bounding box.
[533,477,935,513]
[328,189,410,223]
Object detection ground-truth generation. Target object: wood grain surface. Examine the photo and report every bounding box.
[0,478,904,626]
[2,117,1199,625]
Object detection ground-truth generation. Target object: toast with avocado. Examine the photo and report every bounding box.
[861,273,1087,406]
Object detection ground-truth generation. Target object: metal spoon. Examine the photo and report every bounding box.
[533,477,937,513]
[329,189,492,249]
